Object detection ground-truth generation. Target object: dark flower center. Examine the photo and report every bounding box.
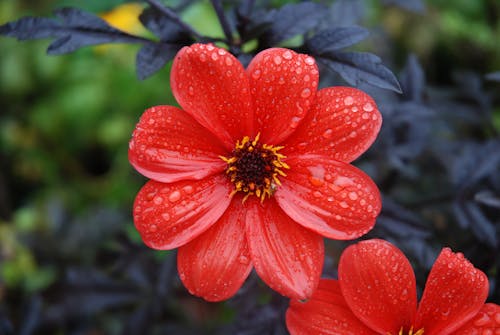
[220,133,289,202]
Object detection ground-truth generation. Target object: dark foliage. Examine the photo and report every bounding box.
[1,0,399,90]
[1,0,500,334]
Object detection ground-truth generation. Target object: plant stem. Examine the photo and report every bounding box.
[211,0,234,45]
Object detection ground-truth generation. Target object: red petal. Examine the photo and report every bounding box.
[286,279,378,335]
[246,48,319,144]
[415,248,489,335]
[133,175,232,249]
[283,87,382,163]
[452,303,500,335]
[339,239,417,334]
[275,155,381,240]
[177,199,252,302]
[171,44,253,149]
[129,105,227,183]
[245,198,323,299]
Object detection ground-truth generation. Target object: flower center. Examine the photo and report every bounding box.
[393,327,424,335]
[220,133,289,202]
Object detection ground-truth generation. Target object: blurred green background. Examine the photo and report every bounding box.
[1,0,499,333]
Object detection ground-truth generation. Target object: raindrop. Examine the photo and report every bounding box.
[322,129,333,139]
[161,212,171,221]
[211,52,219,61]
[348,192,358,200]
[363,102,374,112]
[273,55,282,65]
[218,48,226,55]
[206,44,214,51]
[183,185,194,194]
[168,190,181,202]
[344,96,354,106]
[225,57,233,66]
[289,116,301,129]
[149,224,158,232]
[188,86,194,96]
[153,196,163,205]
[362,113,370,119]
[304,56,315,65]
[301,88,312,98]
[283,50,293,60]
[339,201,349,208]
[252,69,261,79]
[199,53,207,62]
[303,74,310,82]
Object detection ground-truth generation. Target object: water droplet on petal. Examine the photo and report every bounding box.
[225,57,233,66]
[188,86,194,96]
[290,116,301,129]
[283,50,293,59]
[218,48,226,55]
[339,201,349,208]
[183,185,194,194]
[313,191,322,198]
[252,69,261,79]
[304,56,315,65]
[161,212,170,221]
[199,53,207,62]
[153,196,163,205]
[363,102,374,112]
[273,55,282,65]
[344,96,354,106]
[211,52,219,61]
[349,192,358,200]
[301,88,311,98]
[206,44,215,51]
[149,224,158,232]
[322,129,333,139]
[168,190,181,202]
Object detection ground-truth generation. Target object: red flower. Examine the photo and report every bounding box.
[287,239,500,335]
[128,43,382,301]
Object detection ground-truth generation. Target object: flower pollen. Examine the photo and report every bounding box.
[220,133,289,202]
[392,326,424,335]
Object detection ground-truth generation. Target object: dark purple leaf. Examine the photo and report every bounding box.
[136,42,180,80]
[454,200,498,248]
[263,2,326,46]
[0,7,146,55]
[485,71,500,82]
[329,0,366,26]
[306,26,369,54]
[319,51,402,92]
[139,6,192,42]
[474,190,500,209]
[400,54,425,102]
